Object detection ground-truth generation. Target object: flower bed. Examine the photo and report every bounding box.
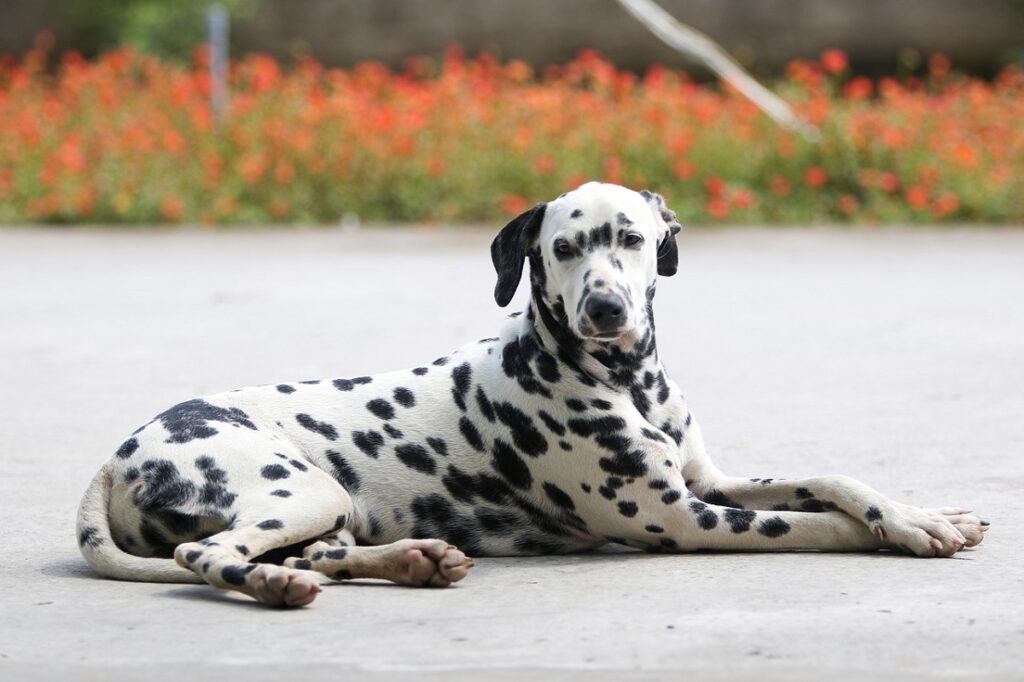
[1,45,1020,224]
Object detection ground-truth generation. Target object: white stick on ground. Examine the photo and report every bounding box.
[616,0,821,142]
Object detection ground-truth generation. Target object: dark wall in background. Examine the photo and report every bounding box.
[3,0,1022,73]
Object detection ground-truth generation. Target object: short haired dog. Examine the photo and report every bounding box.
[78,182,989,606]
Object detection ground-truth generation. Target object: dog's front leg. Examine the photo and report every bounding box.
[678,418,988,553]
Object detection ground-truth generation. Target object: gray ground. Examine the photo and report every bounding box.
[1,225,1022,681]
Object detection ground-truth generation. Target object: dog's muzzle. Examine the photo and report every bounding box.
[583,293,628,337]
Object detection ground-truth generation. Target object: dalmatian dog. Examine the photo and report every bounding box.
[77,181,989,607]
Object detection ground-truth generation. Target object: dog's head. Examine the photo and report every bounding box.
[491,182,682,342]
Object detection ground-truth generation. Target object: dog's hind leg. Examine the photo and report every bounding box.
[174,466,352,607]
[284,539,475,587]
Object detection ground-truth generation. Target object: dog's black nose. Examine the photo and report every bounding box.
[584,293,627,333]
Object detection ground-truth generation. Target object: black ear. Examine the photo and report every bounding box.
[491,202,547,307]
[642,190,683,277]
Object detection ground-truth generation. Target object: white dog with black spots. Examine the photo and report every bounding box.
[78,182,989,607]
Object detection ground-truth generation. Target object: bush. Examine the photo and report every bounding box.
[0,45,1020,224]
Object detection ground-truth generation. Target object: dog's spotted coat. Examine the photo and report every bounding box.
[78,182,989,606]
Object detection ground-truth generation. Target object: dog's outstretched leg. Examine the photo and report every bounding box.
[284,539,475,587]
[174,467,352,607]
[679,420,988,551]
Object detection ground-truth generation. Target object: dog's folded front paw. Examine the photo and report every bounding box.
[869,504,988,557]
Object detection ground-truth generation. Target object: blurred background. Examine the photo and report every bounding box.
[1,0,1022,224]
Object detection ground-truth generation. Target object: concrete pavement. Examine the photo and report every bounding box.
[1,225,1022,681]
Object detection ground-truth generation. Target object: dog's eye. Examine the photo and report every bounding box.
[553,239,574,257]
[624,233,644,248]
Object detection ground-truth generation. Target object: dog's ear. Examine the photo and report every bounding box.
[491,202,547,307]
[641,190,683,277]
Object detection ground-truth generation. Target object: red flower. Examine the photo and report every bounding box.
[821,49,849,74]
[804,166,828,188]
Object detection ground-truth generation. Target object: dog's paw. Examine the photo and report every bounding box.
[246,564,321,607]
[910,505,989,548]
[394,539,475,587]
[868,504,984,557]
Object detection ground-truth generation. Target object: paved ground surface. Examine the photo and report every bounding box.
[1,225,1022,681]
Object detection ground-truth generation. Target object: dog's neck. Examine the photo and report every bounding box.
[521,283,671,420]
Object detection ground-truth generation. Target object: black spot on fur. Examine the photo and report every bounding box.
[542,482,575,510]
[559,440,572,451]
[535,352,560,383]
[221,564,257,585]
[154,399,257,444]
[78,526,102,548]
[412,367,429,375]
[426,437,448,457]
[570,208,583,218]
[565,398,587,412]
[383,423,403,439]
[270,489,291,497]
[704,488,743,509]
[352,430,385,458]
[115,438,139,459]
[325,450,361,492]
[567,415,626,437]
[645,524,664,534]
[295,413,338,440]
[618,501,639,518]
[276,384,296,394]
[433,356,449,366]
[865,506,883,522]
[257,519,283,530]
[134,460,196,512]
[184,549,202,563]
[724,508,757,533]
[537,410,566,436]
[598,485,616,500]
[261,464,290,480]
[795,487,813,499]
[393,387,416,407]
[491,438,533,489]
[459,417,485,452]
[451,363,472,411]
[366,399,395,420]
[493,401,548,456]
[757,516,792,538]
[690,501,718,529]
[395,443,437,475]
[289,458,308,472]
[475,386,496,422]
[661,489,682,505]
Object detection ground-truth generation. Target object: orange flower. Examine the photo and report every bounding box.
[672,160,695,179]
[533,153,557,174]
[769,175,791,197]
[500,194,529,215]
[837,194,859,214]
[603,156,623,184]
[905,185,929,210]
[426,155,446,177]
[706,197,729,219]
[932,191,960,218]
[843,76,873,100]
[731,188,756,209]
[878,172,900,193]
[821,49,848,74]
[804,166,828,188]
[704,175,725,196]
[161,195,185,221]
[269,199,290,218]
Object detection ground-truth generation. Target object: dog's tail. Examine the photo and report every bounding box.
[76,465,203,583]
